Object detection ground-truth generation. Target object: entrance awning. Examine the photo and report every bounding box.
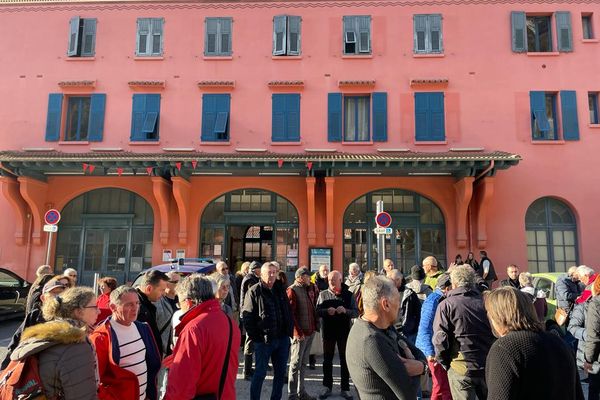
[0,150,521,181]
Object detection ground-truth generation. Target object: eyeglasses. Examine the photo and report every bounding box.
[83,305,98,310]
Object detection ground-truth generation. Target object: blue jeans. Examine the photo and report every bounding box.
[251,336,291,400]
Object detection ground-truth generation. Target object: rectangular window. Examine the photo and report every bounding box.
[526,16,552,52]
[272,94,300,142]
[343,16,371,55]
[201,94,231,141]
[67,17,97,57]
[530,92,558,140]
[131,94,161,141]
[344,96,370,141]
[414,92,445,141]
[45,93,106,142]
[589,92,599,124]
[583,14,594,39]
[205,17,232,56]
[273,15,301,56]
[136,18,163,56]
[413,14,443,54]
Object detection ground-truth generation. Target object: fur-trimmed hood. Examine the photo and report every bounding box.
[11,319,87,362]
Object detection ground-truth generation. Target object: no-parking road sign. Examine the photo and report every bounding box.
[375,211,392,228]
[44,209,61,225]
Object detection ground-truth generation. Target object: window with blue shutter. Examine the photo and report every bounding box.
[88,94,106,142]
[201,94,230,141]
[526,16,553,52]
[511,11,527,52]
[413,14,443,54]
[582,15,594,39]
[131,94,160,141]
[272,94,300,142]
[343,16,371,55]
[273,16,301,56]
[136,18,163,56]
[530,91,557,140]
[45,94,63,142]
[328,93,343,142]
[560,90,579,140]
[556,12,573,52]
[589,92,599,124]
[67,17,97,57]
[415,92,445,141]
[205,17,232,56]
[372,92,387,142]
[344,96,370,141]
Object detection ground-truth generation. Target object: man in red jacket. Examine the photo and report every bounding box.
[165,274,241,400]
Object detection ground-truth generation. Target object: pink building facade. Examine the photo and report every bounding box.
[0,0,599,284]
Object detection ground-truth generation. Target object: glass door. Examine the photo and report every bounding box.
[82,228,129,285]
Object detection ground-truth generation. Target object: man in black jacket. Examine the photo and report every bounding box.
[316,270,358,399]
[499,264,520,289]
[240,261,261,379]
[480,250,497,289]
[242,262,293,400]
[135,269,169,358]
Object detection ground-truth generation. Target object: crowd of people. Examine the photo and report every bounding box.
[1,253,597,400]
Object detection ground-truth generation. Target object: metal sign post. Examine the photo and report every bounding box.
[45,231,53,266]
[376,201,385,272]
[43,209,61,267]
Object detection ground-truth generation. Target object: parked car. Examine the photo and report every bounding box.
[531,272,564,321]
[0,267,30,321]
[131,258,216,288]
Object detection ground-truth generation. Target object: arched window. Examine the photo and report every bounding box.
[526,197,578,273]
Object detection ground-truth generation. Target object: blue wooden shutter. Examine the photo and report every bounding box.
[143,94,160,139]
[358,16,371,53]
[328,93,342,142]
[414,93,428,140]
[560,90,579,140]
[429,14,443,53]
[556,12,573,52]
[131,94,146,140]
[372,92,387,142]
[81,19,96,56]
[215,94,230,139]
[201,94,217,141]
[286,94,300,141]
[414,15,427,53]
[273,15,287,55]
[67,17,80,56]
[272,94,287,141]
[530,91,550,137]
[219,18,232,55]
[45,94,63,142]
[88,94,106,142]
[288,16,301,55]
[429,92,445,140]
[511,12,527,52]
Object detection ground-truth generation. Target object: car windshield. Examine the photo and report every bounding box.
[535,278,553,300]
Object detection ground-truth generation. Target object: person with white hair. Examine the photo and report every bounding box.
[63,267,78,285]
[345,262,363,298]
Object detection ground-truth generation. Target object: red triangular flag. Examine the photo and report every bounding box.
[306,161,313,171]
[146,167,153,176]
[116,167,123,176]
[176,162,182,171]
[88,165,95,173]
[82,163,88,171]
[278,159,284,168]
[191,160,198,169]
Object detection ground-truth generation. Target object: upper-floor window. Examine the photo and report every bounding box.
[343,16,371,55]
[272,94,300,142]
[530,90,579,141]
[414,92,445,141]
[67,17,96,57]
[589,92,599,124]
[201,94,230,141]
[205,17,232,56]
[413,14,443,54]
[45,93,106,142]
[131,94,160,141]
[327,92,387,142]
[582,14,594,39]
[273,15,301,56]
[136,18,163,56]
[511,11,572,52]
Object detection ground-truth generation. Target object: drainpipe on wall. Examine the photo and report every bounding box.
[468,160,494,251]
[474,160,495,182]
[0,162,17,177]
[24,212,33,276]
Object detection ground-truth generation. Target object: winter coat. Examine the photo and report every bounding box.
[424,271,443,291]
[345,274,363,298]
[90,318,162,400]
[164,299,241,400]
[415,288,445,358]
[556,274,583,310]
[317,284,359,340]
[311,273,329,292]
[432,286,495,377]
[242,280,294,343]
[95,293,112,326]
[240,273,259,310]
[480,255,497,282]
[567,297,599,371]
[499,278,520,289]
[136,289,164,358]
[10,319,97,400]
[1,307,45,370]
[584,295,600,367]
[404,280,432,301]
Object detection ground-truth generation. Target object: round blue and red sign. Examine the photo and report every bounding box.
[44,209,61,225]
[375,211,392,228]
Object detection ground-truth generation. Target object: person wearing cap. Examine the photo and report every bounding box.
[240,260,262,380]
[287,267,320,400]
[405,265,433,302]
[416,273,453,400]
[1,277,66,369]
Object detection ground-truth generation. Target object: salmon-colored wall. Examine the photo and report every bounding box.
[1,0,600,280]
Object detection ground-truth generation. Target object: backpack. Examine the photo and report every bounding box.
[400,289,422,336]
[0,355,48,400]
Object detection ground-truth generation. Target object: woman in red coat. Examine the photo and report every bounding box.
[95,277,117,325]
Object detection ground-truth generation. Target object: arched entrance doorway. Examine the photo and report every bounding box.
[54,188,154,285]
[343,189,446,275]
[199,189,299,272]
